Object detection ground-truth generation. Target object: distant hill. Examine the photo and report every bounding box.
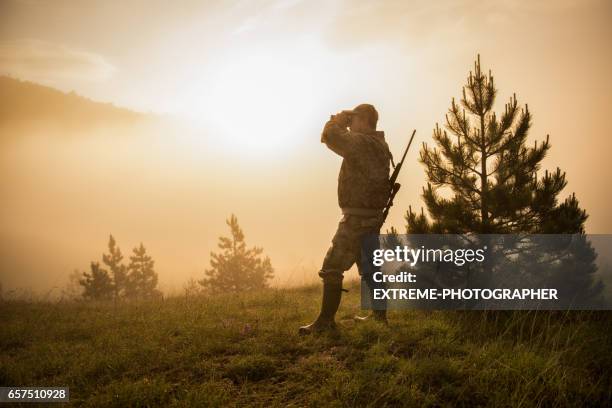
[0,76,143,129]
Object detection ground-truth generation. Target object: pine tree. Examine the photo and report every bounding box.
[200,214,274,293]
[125,243,160,298]
[405,56,603,304]
[407,55,587,234]
[79,262,114,300]
[102,235,127,299]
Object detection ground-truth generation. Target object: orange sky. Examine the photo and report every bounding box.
[1,0,612,293]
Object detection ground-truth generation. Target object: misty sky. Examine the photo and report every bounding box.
[2,0,611,223]
[1,0,612,292]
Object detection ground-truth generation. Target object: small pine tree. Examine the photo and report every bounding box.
[404,55,603,303]
[200,214,274,293]
[407,55,587,234]
[102,235,127,299]
[79,262,114,300]
[125,243,160,298]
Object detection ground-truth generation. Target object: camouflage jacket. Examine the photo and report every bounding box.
[321,117,392,211]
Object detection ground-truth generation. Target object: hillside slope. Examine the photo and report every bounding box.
[0,76,142,129]
[1,283,610,407]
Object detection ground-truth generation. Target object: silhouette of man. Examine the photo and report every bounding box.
[299,104,392,335]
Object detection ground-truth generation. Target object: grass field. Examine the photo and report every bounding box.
[1,281,611,407]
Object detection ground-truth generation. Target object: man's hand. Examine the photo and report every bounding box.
[321,110,353,154]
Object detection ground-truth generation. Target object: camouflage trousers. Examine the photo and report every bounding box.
[319,214,382,285]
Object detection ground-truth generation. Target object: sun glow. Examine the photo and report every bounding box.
[187,42,331,155]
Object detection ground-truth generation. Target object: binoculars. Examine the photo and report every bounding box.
[330,110,355,123]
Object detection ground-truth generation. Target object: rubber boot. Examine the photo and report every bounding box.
[354,309,388,324]
[299,281,343,335]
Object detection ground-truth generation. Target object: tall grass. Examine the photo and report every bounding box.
[1,282,610,407]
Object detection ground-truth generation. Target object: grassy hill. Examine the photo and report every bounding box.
[1,282,610,407]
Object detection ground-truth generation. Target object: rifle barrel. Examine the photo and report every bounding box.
[389,129,416,184]
[399,129,416,165]
[382,129,417,225]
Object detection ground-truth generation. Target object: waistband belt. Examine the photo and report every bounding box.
[341,207,384,216]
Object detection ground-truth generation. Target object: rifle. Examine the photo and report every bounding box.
[381,129,416,225]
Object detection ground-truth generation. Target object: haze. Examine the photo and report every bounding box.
[1,0,611,294]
